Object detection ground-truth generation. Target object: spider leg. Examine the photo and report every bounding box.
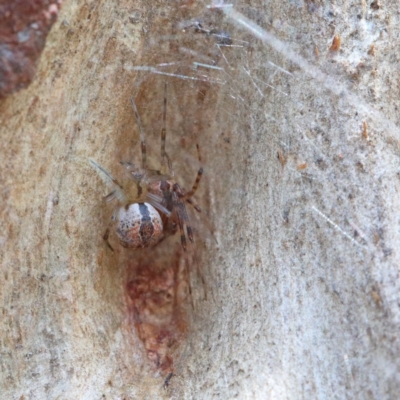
[163,372,174,389]
[184,218,194,244]
[192,252,207,301]
[145,192,171,217]
[103,227,114,252]
[185,167,203,198]
[172,185,196,251]
[102,208,117,252]
[90,160,123,188]
[196,142,202,163]
[130,97,147,170]
[104,190,117,203]
[174,200,187,252]
[185,185,218,245]
[90,159,127,203]
[185,197,201,213]
[173,184,194,244]
[161,82,173,175]
[199,265,207,300]
[183,255,194,309]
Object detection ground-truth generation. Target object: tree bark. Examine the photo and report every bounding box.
[1,0,400,399]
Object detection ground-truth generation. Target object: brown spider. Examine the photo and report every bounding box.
[90,83,203,252]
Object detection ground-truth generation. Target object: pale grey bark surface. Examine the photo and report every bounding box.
[1,1,400,399]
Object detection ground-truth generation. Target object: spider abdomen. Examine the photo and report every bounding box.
[116,203,163,248]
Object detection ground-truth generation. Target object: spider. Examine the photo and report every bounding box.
[90,83,203,252]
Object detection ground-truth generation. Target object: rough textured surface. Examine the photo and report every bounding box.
[0,0,62,98]
[1,0,400,399]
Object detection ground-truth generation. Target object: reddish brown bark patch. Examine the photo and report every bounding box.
[0,0,62,98]
[126,244,191,375]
